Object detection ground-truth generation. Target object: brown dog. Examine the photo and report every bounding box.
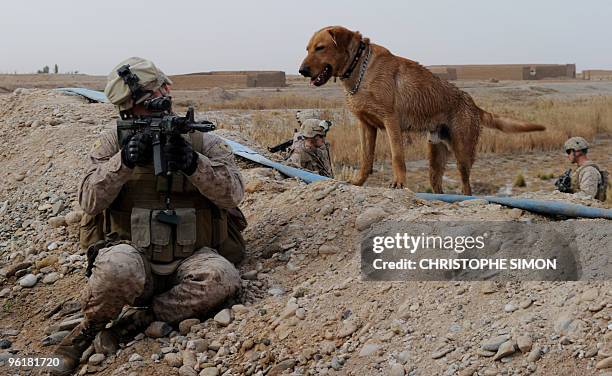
[299,26,546,194]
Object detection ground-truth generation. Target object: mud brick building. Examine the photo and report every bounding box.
[169,71,286,89]
[427,64,575,80]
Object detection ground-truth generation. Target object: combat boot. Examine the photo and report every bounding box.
[93,307,155,356]
[49,320,105,376]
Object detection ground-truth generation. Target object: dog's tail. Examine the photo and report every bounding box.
[480,110,546,133]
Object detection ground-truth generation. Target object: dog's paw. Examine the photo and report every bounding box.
[389,181,405,189]
[351,177,367,186]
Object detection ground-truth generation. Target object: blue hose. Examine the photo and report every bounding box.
[415,193,612,219]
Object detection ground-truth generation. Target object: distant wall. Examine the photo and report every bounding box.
[427,64,575,80]
[427,67,457,81]
[582,70,612,80]
[169,71,286,89]
[0,74,106,91]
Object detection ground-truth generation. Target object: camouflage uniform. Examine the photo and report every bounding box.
[288,140,334,178]
[78,127,243,323]
[288,118,334,178]
[571,161,602,199]
[50,57,245,376]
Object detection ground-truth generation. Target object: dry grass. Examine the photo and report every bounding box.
[175,92,344,111]
[213,95,612,172]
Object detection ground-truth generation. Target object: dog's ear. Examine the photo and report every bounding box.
[328,27,354,50]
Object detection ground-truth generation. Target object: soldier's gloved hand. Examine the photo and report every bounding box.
[164,134,198,175]
[121,133,152,168]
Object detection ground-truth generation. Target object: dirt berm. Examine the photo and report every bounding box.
[0,90,610,375]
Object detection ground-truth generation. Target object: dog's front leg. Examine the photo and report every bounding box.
[351,122,377,186]
[385,117,406,189]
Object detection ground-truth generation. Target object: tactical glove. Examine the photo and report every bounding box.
[163,134,198,175]
[121,133,152,168]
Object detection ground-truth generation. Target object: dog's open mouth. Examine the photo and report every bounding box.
[311,65,332,86]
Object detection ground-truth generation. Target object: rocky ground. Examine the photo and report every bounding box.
[0,90,611,376]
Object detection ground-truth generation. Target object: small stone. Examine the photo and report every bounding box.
[213,309,232,326]
[508,208,523,219]
[6,262,32,277]
[337,320,359,338]
[48,216,67,228]
[0,339,11,349]
[493,341,516,361]
[268,287,286,296]
[65,211,83,225]
[18,274,37,288]
[208,341,222,351]
[359,342,382,357]
[182,351,197,368]
[516,335,532,353]
[559,336,573,345]
[269,358,296,373]
[129,353,143,362]
[504,303,518,313]
[588,302,605,312]
[319,340,336,355]
[431,346,454,359]
[88,353,105,366]
[331,356,343,370]
[596,357,612,369]
[179,318,200,335]
[51,201,64,216]
[145,321,172,338]
[318,244,339,255]
[520,298,534,309]
[390,364,405,376]
[581,287,599,301]
[241,339,254,351]
[477,349,496,357]
[481,281,497,294]
[355,207,387,231]
[187,339,208,353]
[527,345,542,362]
[242,270,258,280]
[42,272,60,284]
[295,308,306,320]
[165,353,183,368]
[36,255,59,269]
[179,365,197,376]
[199,367,219,376]
[481,335,511,351]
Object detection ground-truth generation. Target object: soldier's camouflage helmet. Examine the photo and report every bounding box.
[296,109,322,125]
[301,119,327,138]
[104,57,172,111]
[564,137,589,152]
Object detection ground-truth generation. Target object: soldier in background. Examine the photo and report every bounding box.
[556,137,608,201]
[288,119,334,178]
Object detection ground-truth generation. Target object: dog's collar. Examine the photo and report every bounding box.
[347,46,371,96]
[340,40,366,80]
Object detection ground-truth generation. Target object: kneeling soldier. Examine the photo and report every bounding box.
[50,57,246,375]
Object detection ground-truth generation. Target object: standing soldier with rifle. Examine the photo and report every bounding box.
[50,57,246,375]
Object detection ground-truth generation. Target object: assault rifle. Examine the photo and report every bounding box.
[117,105,216,176]
[268,129,298,153]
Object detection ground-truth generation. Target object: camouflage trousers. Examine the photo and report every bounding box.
[81,244,240,324]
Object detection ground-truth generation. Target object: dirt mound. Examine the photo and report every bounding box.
[0,90,610,376]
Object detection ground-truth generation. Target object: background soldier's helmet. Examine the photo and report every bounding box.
[104,57,172,111]
[301,119,327,138]
[564,137,589,152]
[296,109,322,126]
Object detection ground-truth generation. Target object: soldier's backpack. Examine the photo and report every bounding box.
[596,167,609,202]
